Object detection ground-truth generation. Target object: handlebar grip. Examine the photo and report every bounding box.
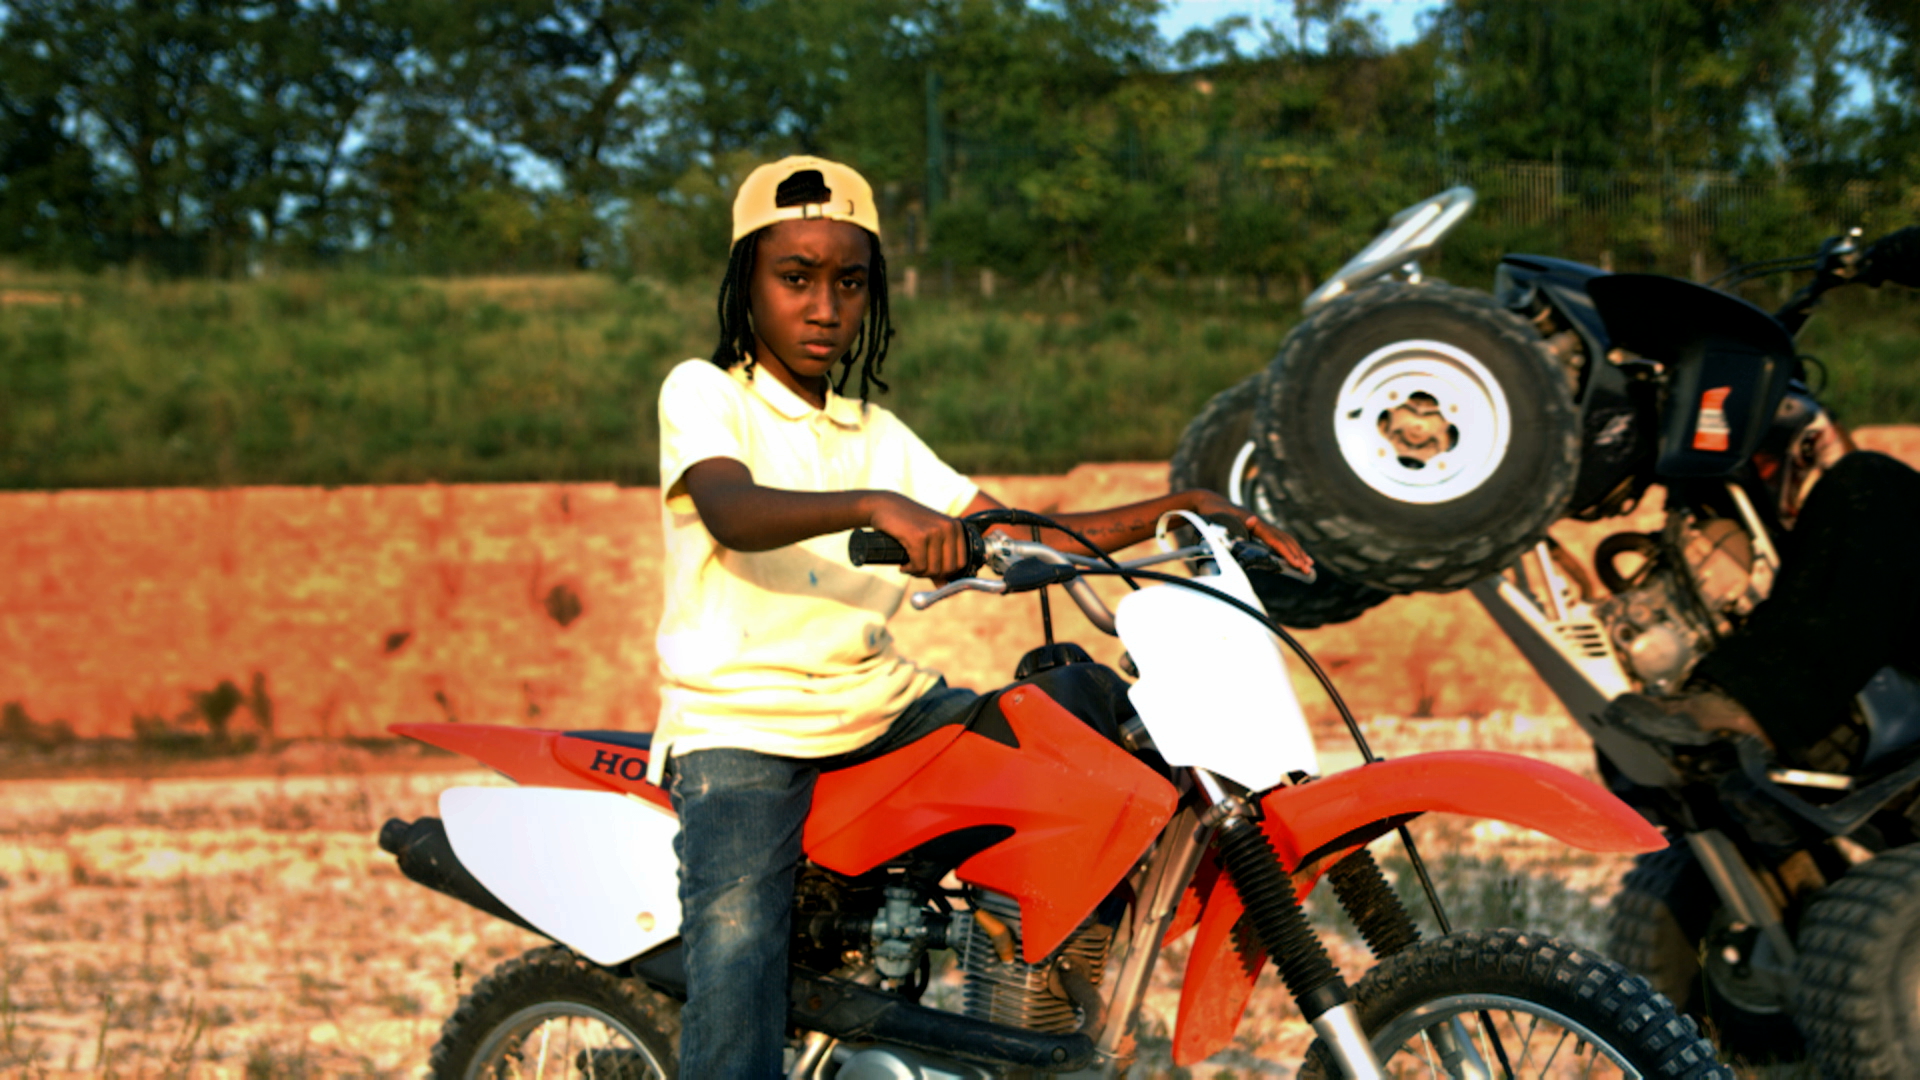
[848,530,910,566]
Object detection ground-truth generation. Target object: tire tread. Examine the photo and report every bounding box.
[1169,375,1392,627]
[1793,845,1920,1079]
[429,945,680,1079]
[1298,928,1730,1079]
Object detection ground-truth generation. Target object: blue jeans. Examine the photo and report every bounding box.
[667,682,980,1079]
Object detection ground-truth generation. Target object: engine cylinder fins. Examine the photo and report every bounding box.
[951,890,1110,1034]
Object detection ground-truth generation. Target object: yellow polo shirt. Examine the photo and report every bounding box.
[651,359,978,779]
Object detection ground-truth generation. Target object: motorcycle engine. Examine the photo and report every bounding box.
[1594,517,1761,694]
[948,889,1111,1034]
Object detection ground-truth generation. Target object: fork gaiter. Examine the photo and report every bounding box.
[1215,816,1348,1021]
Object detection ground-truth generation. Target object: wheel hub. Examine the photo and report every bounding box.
[1332,339,1513,505]
[1702,910,1793,1016]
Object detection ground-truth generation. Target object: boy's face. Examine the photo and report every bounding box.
[748,219,872,403]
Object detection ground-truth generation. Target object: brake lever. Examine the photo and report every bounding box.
[1230,539,1318,584]
[910,578,1007,610]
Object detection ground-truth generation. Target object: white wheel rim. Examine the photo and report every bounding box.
[1375,992,1644,1078]
[1227,439,1281,523]
[1227,439,1257,506]
[466,1000,667,1080]
[1331,339,1513,505]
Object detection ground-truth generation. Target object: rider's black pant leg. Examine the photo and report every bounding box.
[1695,451,1920,763]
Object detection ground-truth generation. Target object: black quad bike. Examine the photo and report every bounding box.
[1171,188,1920,1076]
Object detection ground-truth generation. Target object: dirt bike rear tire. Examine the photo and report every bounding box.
[429,945,680,1080]
[1793,843,1920,1079]
[1250,282,1580,593]
[1605,845,1805,1065]
[1169,374,1392,628]
[1295,929,1730,1079]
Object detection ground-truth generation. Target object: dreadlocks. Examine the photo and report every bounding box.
[710,228,895,402]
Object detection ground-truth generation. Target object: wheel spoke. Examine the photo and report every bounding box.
[1473,1009,1516,1077]
[1513,1011,1542,1071]
[1536,1023,1572,1075]
[1417,1027,1441,1076]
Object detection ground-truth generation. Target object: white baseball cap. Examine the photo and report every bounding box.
[732,155,881,244]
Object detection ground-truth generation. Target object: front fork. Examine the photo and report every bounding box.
[1192,769,1492,1080]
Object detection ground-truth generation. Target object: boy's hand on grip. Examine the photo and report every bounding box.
[866,494,972,580]
[1189,492,1314,578]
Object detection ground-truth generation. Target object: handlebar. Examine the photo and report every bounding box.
[846,529,911,567]
[1303,186,1476,315]
[846,514,1312,635]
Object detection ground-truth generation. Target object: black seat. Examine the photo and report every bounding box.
[567,729,654,752]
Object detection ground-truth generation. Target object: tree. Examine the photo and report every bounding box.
[1427,0,1785,171]
[0,0,410,271]
[0,7,107,266]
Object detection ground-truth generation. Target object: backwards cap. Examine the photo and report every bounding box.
[731,155,881,244]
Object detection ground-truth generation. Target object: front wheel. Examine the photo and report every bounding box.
[430,945,680,1079]
[1297,929,1730,1079]
[1251,282,1580,592]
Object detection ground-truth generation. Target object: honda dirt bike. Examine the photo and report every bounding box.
[1176,188,1920,1074]
[379,507,1728,1078]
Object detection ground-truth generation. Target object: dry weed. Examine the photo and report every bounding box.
[0,768,537,1077]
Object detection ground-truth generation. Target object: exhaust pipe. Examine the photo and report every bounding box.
[790,973,1095,1072]
[380,817,543,937]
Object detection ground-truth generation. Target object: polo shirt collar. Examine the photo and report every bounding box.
[744,363,867,429]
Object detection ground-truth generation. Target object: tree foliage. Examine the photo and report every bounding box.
[0,0,1915,277]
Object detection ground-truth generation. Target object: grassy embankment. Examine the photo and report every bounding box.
[4,264,1915,491]
[0,269,1299,490]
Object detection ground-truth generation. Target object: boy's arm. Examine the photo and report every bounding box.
[962,489,1314,575]
[681,457,976,578]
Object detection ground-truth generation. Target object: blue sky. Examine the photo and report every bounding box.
[1155,0,1441,50]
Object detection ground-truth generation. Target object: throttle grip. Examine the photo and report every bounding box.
[848,530,911,566]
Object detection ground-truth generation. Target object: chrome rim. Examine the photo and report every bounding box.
[1371,993,1644,1079]
[1332,339,1512,505]
[1227,439,1259,507]
[465,1001,667,1080]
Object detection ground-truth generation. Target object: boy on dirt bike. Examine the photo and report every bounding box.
[653,154,1311,1078]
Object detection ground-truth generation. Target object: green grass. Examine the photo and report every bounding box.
[1796,286,1920,428]
[0,267,1913,491]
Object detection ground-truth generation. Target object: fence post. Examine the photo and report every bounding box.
[979,268,995,300]
[904,266,919,300]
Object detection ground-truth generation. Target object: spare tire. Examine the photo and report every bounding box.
[1169,375,1392,628]
[1250,282,1579,592]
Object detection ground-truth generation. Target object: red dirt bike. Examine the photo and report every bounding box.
[379,508,1728,1079]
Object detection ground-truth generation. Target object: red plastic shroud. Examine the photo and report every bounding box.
[393,683,1178,965]
[1166,750,1666,1067]
[389,723,674,810]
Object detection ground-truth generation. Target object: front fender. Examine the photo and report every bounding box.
[1171,750,1662,1066]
